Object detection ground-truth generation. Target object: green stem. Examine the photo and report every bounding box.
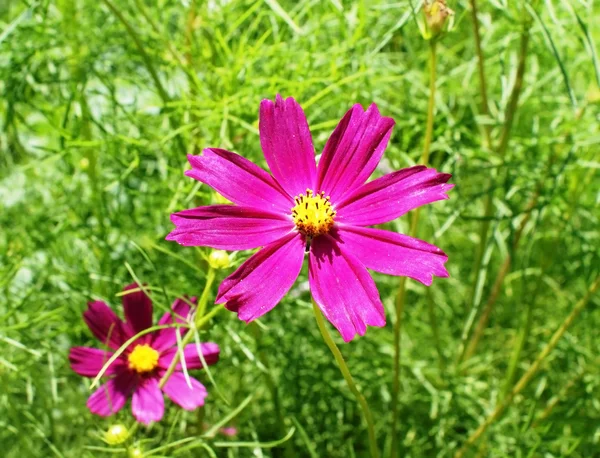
[391,38,437,458]
[312,300,380,458]
[496,24,531,158]
[159,268,215,389]
[469,0,492,149]
[454,276,600,458]
[501,279,537,398]
[420,39,437,165]
[458,14,532,365]
[196,268,215,321]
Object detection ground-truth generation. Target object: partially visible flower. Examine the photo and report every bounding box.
[203,423,238,438]
[69,284,220,424]
[208,250,230,270]
[167,96,453,342]
[104,423,129,445]
[220,426,238,437]
[423,0,454,37]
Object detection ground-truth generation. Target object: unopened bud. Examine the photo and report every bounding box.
[104,424,129,445]
[208,250,230,270]
[128,446,144,458]
[424,0,454,37]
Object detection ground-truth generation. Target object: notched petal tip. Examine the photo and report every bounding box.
[260,97,275,110]
[365,102,396,127]
[438,265,450,278]
[440,182,455,198]
[222,297,257,324]
[186,153,199,166]
[339,315,386,343]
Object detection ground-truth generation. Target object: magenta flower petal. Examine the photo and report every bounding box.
[87,372,136,417]
[131,377,164,425]
[186,149,292,213]
[308,236,385,342]
[69,347,124,378]
[166,205,294,250]
[152,297,196,353]
[216,233,305,322]
[161,372,208,411]
[336,226,448,285]
[158,342,220,370]
[122,283,153,342]
[83,301,131,350]
[336,166,454,226]
[317,103,395,203]
[259,95,317,196]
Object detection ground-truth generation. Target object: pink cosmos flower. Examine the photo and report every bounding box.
[167,96,453,342]
[69,284,220,424]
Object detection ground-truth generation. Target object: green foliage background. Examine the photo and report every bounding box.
[1,0,599,457]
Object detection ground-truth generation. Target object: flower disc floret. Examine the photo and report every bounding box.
[292,189,336,237]
[128,344,159,373]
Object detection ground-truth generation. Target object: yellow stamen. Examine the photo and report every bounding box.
[291,189,336,238]
[128,344,159,373]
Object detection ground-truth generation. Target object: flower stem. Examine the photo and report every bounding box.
[469,0,492,149]
[420,39,438,165]
[458,13,533,365]
[159,267,215,389]
[196,267,216,323]
[454,276,600,458]
[391,38,438,458]
[311,299,380,458]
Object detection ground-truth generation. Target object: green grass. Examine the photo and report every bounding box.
[1,0,599,456]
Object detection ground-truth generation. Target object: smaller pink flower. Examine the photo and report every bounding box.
[69,283,220,425]
[219,426,238,437]
[202,423,239,438]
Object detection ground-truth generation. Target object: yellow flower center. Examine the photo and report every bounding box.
[128,344,159,373]
[291,189,336,238]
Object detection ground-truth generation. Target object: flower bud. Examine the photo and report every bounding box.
[128,446,144,458]
[104,423,129,445]
[423,0,454,37]
[208,250,230,270]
